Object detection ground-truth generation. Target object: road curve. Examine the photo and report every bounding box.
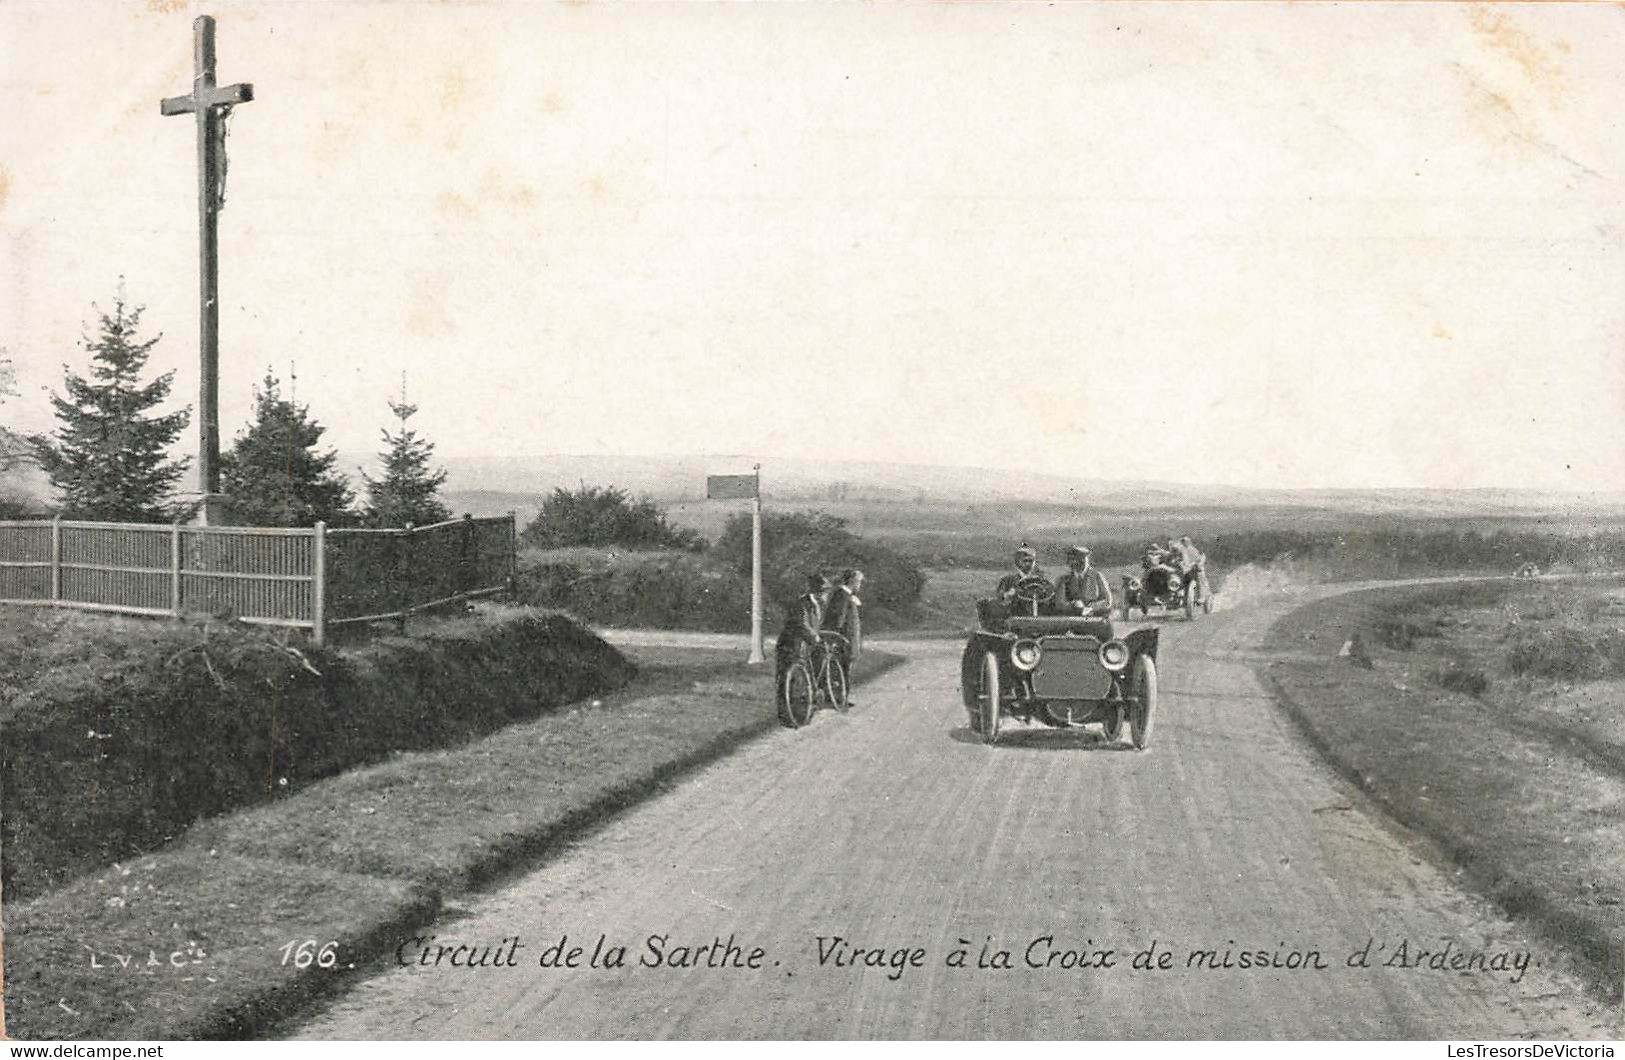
[291,588,1617,1039]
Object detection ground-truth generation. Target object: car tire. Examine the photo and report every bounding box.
[961,642,984,730]
[779,662,816,729]
[980,652,1001,745]
[1129,655,1157,750]
[1102,703,1124,743]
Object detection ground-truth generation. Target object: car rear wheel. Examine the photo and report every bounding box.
[779,662,816,729]
[1129,655,1157,750]
[980,652,1001,745]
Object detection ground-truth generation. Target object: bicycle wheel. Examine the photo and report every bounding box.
[826,657,850,712]
[779,661,816,729]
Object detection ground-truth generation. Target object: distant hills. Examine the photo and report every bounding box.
[413,452,1625,523]
[10,449,1621,531]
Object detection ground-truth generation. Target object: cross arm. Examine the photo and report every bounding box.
[161,82,253,116]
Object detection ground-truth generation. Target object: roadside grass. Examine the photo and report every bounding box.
[1262,578,1625,998]
[3,642,901,1040]
[1,605,630,901]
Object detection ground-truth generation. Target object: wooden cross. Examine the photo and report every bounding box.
[161,15,253,517]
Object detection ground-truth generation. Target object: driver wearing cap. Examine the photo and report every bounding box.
[996,545,1046,603]
[1056,545,1112,617]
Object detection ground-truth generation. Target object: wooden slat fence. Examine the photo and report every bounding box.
[0,513,515,644]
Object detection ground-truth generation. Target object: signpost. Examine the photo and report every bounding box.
[706,466,764,664]
[161,15,254,526]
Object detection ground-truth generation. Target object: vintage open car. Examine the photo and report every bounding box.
[959,576,1159,749]
[1122,561,1209,620]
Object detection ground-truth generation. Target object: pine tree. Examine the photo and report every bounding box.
[220,370,354,527]
[0,351,35,518]
[32,295,191,521]
[0,351,27,473]
[362,389,451,527]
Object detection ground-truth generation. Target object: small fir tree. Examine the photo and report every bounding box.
[0,351,28,473]
[221,371,354,526]
[362,389,450,527]
[32,295,191,521]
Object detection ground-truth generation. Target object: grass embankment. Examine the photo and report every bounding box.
[0,607,632,901]
[1262,578,1625,998]
[3,632,901,1041]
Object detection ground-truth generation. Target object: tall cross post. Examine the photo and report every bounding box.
[162,15,253,525]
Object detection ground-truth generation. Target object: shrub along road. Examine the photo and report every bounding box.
[289,585,1619,1039]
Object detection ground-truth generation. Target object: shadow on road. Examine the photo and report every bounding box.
[946,725,1137,751]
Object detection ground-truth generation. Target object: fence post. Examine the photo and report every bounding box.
[312,521,327,647]
[459,513,475,597]
[508,509,518,599]
[171,521,183,616]
[396,523,413,632]
[49,515,61,606]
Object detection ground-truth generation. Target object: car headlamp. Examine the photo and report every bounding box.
[1099,639,1130,672]
[1011,639,1042,672]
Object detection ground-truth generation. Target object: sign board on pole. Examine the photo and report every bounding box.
[706,474,759,500]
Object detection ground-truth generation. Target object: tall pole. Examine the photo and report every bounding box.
[195,18,220,506]
[162,16,253,525]
[748,464,764,664]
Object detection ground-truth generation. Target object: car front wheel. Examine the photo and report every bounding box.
[1102,702,1124,743]
[980,652,1001,745]
[1129,655,1158,750]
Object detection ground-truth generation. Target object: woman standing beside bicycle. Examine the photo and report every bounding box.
[775,572,830,690]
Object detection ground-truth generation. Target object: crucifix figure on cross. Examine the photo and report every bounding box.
[161,14,253,525]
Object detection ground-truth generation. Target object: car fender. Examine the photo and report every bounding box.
[1125,625,1159,662]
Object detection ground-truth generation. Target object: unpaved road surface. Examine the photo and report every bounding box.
[293,589,1620,1039]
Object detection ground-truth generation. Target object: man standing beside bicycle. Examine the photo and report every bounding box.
[821,568,864,697]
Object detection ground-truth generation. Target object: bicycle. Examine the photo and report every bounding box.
[777,630,851,729]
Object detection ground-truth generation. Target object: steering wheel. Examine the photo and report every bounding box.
[1012,575,1056,605]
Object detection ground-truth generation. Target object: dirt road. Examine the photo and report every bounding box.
[291,589,1618,1039]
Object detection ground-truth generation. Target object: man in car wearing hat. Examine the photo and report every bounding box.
[1055,545,1113,617]
[996,545,1046,603]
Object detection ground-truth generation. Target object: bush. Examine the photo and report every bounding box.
[716,510,926,628]
[1430,661,1490,697]
[516,550,752,632]
[1372,615,1441,651]
[1505,624,1625,682]
[0,609,633,900]
[522,485,704,552]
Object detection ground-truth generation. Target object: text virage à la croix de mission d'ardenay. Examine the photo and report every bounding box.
[391,932,1539,985]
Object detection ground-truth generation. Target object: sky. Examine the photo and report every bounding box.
[1,0,1622,492]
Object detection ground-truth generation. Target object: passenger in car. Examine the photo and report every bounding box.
[1055,545,1112,617]
[1173,535,1210,602]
